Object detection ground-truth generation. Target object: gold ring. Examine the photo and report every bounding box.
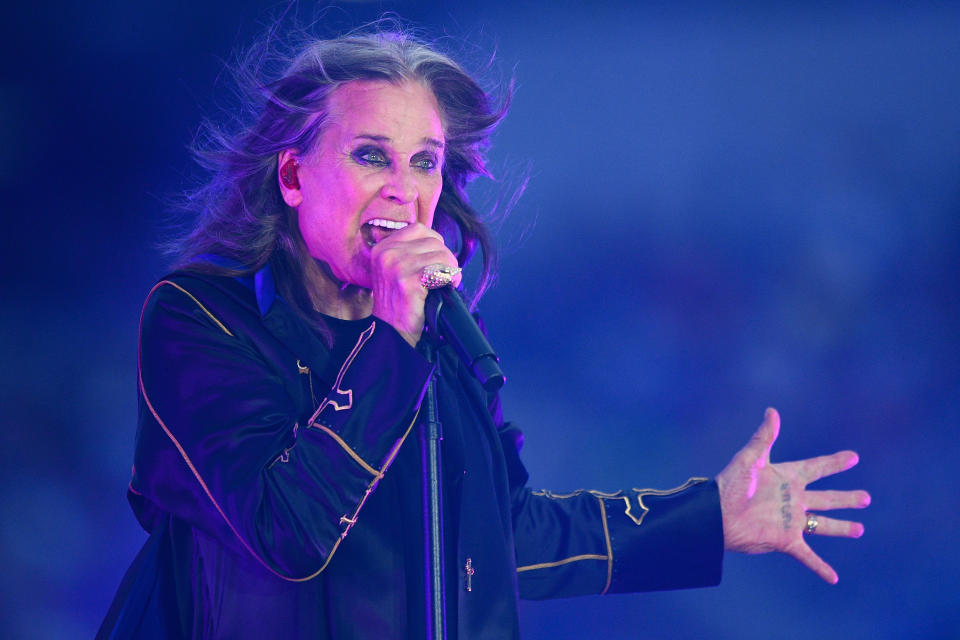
[805,512,819,535]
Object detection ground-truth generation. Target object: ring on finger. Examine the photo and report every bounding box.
[805,512,819,535]
[419,264,461,290]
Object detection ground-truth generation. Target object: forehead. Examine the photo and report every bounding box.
[322,79,445,145]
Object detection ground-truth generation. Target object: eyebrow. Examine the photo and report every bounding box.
[354,134,445,149]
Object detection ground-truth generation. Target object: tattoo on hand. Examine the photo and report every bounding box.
[780,482,792,530]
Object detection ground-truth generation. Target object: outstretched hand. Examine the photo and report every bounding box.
[715,408,870,584]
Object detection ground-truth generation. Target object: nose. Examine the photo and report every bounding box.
[380,164,417,204]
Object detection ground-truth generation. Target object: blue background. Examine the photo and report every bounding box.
[2,1,958,638]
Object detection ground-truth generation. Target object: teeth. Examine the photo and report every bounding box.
[367,219,409,230]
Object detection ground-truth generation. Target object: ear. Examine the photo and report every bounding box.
[278,149,302,207]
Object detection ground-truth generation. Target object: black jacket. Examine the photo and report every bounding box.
[99,263,724,639]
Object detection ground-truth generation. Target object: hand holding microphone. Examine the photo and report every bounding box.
[421,267,505,392]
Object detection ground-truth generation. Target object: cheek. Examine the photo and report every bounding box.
[296,209,325,257]
[298,179,349,242]
[297,198,343,255]
[420,176,444,224]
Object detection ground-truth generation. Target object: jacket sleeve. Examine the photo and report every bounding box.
[131,279,434,582]
[498,423,725,599]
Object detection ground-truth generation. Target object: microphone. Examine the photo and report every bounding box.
[424,286,505,392]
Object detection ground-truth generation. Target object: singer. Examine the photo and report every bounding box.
[99,25,870,640]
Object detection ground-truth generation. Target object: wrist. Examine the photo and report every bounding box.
[397,327,422,348]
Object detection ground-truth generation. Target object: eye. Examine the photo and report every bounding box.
[352,146,389,167]
[412,152,439,173]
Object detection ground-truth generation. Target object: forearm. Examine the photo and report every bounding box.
[132,279,434,580]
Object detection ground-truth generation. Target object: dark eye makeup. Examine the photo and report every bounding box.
[411,152,439,173]
[351,146,441,173]
[352,146,389,167]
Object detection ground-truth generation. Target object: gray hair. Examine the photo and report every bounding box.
[171,26,510,328]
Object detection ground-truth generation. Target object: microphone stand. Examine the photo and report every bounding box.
[420,339,446,640]
[420,286,505,640]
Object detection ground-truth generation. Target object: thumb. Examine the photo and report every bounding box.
[745,407,780,464]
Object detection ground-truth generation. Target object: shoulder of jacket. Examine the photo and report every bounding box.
[143,270,258,337]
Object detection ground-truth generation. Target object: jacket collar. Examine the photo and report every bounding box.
[252,262,277,317]
[195,254,276,317]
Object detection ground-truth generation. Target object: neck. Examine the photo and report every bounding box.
[307,261,373,320]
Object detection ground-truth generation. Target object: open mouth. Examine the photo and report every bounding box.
[363,218,409,247]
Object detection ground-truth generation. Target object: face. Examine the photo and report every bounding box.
[281,79,446,289]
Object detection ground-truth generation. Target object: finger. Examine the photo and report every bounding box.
[804,514,865,538]
[742,407,780,464]
[789,542,839,584]
[805,489,871,511]
[373,224,445,255]
[378,233,448,257]
[397,221,444,242]
[396,237,458,266]
[797,450,860,484]
[376,240,458,277]
[414,256,461,285]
